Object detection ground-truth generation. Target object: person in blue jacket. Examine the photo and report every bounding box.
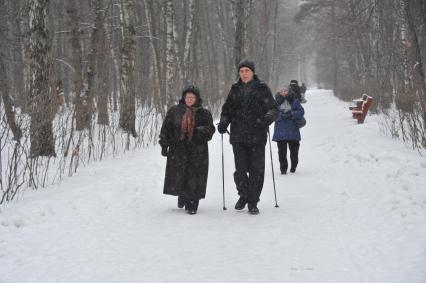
[273,86,305,174]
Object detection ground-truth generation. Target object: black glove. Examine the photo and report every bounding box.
[282,111,292,119]
[263,114,275,126]
[217,122,228,134]
[161,146,168,157]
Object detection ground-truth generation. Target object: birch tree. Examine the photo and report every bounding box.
[165,0,176,106]
[182,0,195,81]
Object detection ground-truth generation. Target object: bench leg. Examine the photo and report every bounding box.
[357,114,366,124]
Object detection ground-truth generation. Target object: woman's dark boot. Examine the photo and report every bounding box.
[177,196,186,208]
[187,200,199,215]
[234,196,247,210]
[248,203,259,215]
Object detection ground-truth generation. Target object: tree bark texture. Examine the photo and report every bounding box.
[118,0,137,137]
[28,0,56,157]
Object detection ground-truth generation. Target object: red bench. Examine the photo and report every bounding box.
[349,94,368,111]
[351,96,373,124]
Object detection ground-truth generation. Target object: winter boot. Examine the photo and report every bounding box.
[177,196,186,209]
[248,203,259,215]
[290,167,296,173]
[187,200,199,215]
[234,196,247,210]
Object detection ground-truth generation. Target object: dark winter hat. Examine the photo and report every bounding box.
[238,59,255,73]
[290,79,299,85]
[180,83,202,105]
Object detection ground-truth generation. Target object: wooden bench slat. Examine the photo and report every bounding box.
[350,95,373,124]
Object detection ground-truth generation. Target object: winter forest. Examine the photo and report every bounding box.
[1,0,426,282]
[0,0,425,202]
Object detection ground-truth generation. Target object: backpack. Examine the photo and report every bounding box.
[290,99,306,128]
[294,117,306,128]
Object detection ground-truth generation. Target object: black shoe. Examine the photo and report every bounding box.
[186,200,199,215]
[281,170,287,175]
[178,196,186,208]
[248,203,259,215]
[235,196,247,210]
[290,167,296,173]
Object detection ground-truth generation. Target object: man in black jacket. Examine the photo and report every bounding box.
[217,59,278,215]
[289,79,302,102]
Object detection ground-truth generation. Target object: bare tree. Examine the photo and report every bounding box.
[143,0,163,110]
[89,0,109,126]
[28,0,56,157]
[0,0,22,142]
[233,0,246,70]
[182,0,195,81]
[118,0,137,138]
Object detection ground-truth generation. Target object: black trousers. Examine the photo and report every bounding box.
[277,140,300,172]
[232,143,265,204]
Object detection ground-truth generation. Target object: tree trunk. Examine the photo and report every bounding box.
[165,0,176,106]
[270,0,279,90]
[331,0,338,95]
[90,0,109,126]
[182,0,195,81]
[233,0,246,71]
[66,0,89,131]
[28,0,56,157]
[118,0,137,138]
[215,1,231,84]
[144,0,163,110]
[403,0,426,127]
[0,10,22,142]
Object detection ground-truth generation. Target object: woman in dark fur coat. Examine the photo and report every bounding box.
[159,84,215,215]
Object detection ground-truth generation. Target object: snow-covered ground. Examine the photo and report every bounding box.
[1,89,425,283]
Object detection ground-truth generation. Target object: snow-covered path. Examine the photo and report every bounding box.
[1,90,425,283]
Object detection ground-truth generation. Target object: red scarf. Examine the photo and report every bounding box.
[180,107,197,141]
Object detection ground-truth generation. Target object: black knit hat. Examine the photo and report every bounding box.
[290,79,299,85]
[238,59,255,73]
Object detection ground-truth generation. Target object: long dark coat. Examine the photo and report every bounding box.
[219,75,278,145]
[159,98,215,200]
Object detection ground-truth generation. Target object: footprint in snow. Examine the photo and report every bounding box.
[13,219,25,228]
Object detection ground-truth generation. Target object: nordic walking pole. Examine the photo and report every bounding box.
[267,129,279,208]
[221,133,227,210]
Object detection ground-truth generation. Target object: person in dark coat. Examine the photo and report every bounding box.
[272,86,305,174]
[159,84,215,215]
[300,83,307,95]
[289,79,302,102]
[217,59,278,215]
[300,82,307,103]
